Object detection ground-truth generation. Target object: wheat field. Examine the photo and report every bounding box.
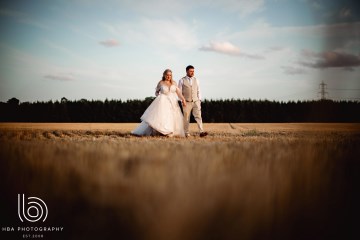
[1,123,360,240]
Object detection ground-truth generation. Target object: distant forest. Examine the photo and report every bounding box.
[1,97,359,122]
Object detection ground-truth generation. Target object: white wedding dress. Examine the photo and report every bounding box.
[131,84,185,137]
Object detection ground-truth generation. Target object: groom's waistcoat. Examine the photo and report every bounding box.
[181,76,199,102]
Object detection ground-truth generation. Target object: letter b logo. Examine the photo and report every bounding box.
[18,194,48,222]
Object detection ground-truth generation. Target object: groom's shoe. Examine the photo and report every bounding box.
[185,133,191,137]
[200,131,208,137]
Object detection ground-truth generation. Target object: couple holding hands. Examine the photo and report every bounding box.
[132,65,208,138]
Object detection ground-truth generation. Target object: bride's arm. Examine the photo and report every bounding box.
[176,86,186,107]
[155,81,161,96]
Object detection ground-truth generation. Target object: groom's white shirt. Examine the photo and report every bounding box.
[178,76,202,101]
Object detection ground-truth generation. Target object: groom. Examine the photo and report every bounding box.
[178,65,208,137]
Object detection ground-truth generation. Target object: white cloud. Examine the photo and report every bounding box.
[281,66,307,75]
[264,46,285,53]
[142,18,198,49]
[44,73,75,81]
[100,18,199,50]
[199,41,264,59]
[200,41,240,54]
[115,0,264,18]
[206,0,265,17]
[221,19,275,41]
[217,19,360,61]
[98,39,120,47]
[119,0,189,16]
[268,46,285,52]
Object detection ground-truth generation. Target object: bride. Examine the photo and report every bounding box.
[131,69,187,137]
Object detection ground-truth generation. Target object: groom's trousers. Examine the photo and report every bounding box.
[183,100,204,134]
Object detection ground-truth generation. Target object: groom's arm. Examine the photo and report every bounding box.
[178,78,183,93]
[197,78,201,101]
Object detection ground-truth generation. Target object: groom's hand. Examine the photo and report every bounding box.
[182,100,186,107]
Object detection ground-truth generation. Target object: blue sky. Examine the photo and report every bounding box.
[0,0,359,102]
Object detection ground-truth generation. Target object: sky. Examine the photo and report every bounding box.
[0,0,359,102]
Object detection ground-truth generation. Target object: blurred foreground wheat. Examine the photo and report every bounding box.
[1,123,359,240]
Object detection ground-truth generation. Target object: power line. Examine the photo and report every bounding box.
[328,88,360,91]
[330,97,360,100]
[318,81,328,100]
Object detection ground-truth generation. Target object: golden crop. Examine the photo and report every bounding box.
[1,123,359,240]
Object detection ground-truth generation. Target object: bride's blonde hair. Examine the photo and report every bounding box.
[161,69,174,85]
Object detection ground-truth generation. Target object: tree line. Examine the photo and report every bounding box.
[1,97,359,122]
